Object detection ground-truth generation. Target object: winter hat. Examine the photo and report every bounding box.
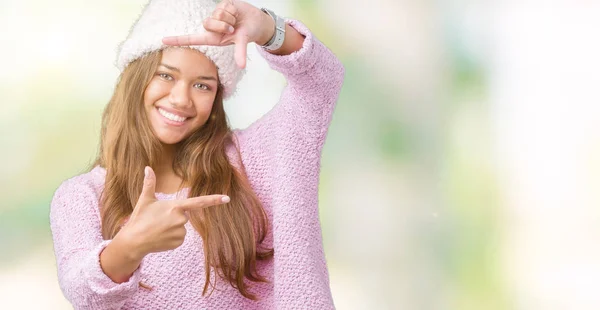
[116,0,244,99]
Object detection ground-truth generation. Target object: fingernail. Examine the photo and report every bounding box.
[221,196,230,203]
[144,167,149,179]
[228,26,234,33]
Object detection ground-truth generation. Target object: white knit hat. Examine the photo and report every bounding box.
[116,0,244,99]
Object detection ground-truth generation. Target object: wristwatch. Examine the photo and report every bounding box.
[260,8,286,51]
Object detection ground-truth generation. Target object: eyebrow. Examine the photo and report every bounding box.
[159,63,218,81]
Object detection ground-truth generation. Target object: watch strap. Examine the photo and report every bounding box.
[260,8,285,51]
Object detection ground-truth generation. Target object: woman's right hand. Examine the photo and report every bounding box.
[118,166,230,259]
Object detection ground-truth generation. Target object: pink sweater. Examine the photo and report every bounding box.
[49,20,344,309]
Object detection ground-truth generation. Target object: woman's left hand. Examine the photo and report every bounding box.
[162,0,275,69]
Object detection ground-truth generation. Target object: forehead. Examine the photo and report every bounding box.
[160,47,217,75]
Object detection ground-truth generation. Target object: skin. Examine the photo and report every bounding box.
[162,0,306,67]
[100,0,306,284]
[144,48,218,192]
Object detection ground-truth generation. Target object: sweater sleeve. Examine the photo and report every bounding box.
[233,20,344,309]
[49,177,144,310]
[233,19,345,172]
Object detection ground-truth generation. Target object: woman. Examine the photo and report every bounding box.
[49,0,344,308]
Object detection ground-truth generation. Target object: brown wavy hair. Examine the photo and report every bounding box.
[93,49,273,299]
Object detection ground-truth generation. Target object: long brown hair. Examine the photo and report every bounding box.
[94,49,273,299]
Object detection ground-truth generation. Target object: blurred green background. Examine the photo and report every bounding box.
[2,0,600,309]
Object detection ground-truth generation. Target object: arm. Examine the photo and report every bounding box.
[100,233,144,284]
[49,178,143,309]
[233,20,344,309]
[256,12,305,56]
[235,19,345,160]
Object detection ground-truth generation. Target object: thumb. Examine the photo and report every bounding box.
[140,166,156,200]
[235,34,248,69]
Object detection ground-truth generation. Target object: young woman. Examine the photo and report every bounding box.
[49,0,344,309]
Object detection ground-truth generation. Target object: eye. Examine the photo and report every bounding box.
[157,73,173,81]
[193,83,210,91]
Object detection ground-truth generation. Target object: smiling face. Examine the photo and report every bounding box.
[144,47,219,145]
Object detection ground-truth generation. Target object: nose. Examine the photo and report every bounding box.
[168,81,192,109]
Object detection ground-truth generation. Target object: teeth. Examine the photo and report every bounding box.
[158,108,187,122]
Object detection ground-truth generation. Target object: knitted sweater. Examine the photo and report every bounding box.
[49,20,344,310]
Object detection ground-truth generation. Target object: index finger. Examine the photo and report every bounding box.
[162,33,212,46]
[175,195,230,211]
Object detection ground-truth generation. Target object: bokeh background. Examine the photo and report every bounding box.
[1,0,600,309]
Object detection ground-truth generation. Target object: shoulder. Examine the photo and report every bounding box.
[49,167,107,245]
[51,166,106,207]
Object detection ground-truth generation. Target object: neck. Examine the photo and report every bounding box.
[153,143,186,194]
[155,143,177,175]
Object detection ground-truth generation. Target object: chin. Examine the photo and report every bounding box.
[156,133,187,145]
